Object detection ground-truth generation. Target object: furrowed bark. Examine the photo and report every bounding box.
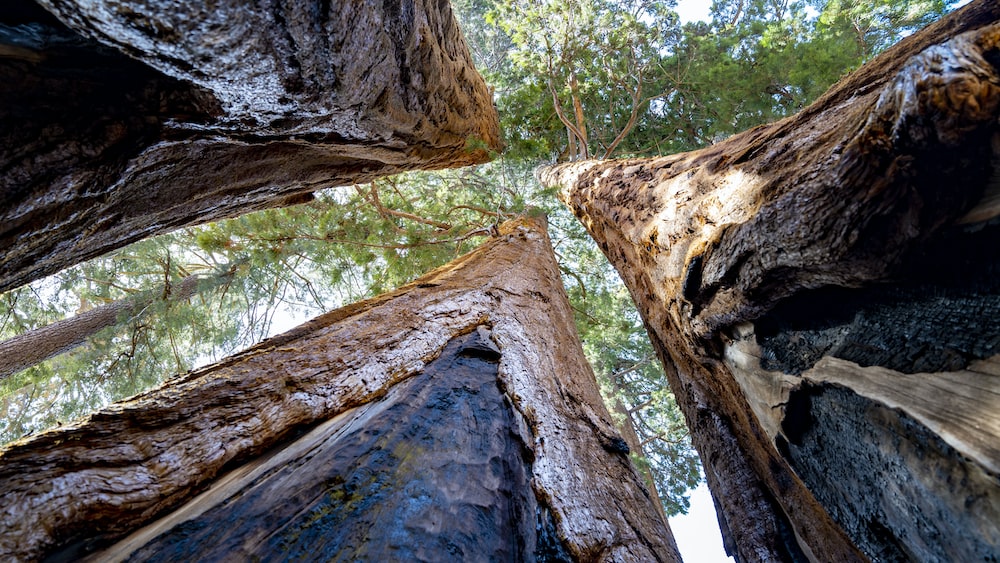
[540,2,1000,561]
[0,0,501,293]
[0,216,679,563]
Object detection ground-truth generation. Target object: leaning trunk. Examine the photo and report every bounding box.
[0,216,679,562]
[540,2,1000,561]
[0,275,201,381]
[1,0,501,293]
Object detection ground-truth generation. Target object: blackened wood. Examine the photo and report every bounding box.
[0,217,679,562]
[97,332,547,562]
[540,2,1000,561]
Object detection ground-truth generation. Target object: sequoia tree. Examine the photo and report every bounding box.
[0,216,680,562]
[540,1,1000,561]
[0,0,501,294]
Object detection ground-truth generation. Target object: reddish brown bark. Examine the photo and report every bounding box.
[0,216,680,562]
[1,0,500,294]
[541,2,1000,561]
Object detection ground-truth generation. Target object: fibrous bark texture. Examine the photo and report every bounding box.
[0,216,679,563]
[540,2,1000,561]
[0,0,501,294]
[113,332,546,562]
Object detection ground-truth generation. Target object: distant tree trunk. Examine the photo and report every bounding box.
[0,216,680,563]
[609,394,670,524]
[0,0,501,294]
[540,2,1000,562]
[0,273,212,381]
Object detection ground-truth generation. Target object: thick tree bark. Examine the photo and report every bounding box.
[0,275,202,380]
[0,216,680,563]
[540,2,1000,561]
[0,0,501,294]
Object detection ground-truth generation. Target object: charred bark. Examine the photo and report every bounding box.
[0,0,500,294]
[540,2,1000,561]
[0,216,679,562]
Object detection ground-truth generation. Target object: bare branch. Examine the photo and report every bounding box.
[367,182,453,231]
[548,79,590,160]
[602,73,644,159]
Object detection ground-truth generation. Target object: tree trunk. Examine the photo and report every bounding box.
[0,216,680,563]
[539,2,1000,561]
[0,275,202,380]
[0,0,501,294]
[570,75,590,160]
[610,394,670,524]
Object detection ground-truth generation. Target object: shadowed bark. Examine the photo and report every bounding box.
[0,216,680,563]
[0,0,501,294]
[540,2,1000,561]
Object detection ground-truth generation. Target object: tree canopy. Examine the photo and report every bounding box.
[0,0,961,517]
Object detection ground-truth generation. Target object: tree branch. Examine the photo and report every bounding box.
[603,72,645,159]
[548,79,591,160]
[366,182,453,231]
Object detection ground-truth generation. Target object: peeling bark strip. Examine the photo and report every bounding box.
[0,217,680,562]
[540,2,1000,562]
[781,363,1000,562]
[0,0,501,294]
